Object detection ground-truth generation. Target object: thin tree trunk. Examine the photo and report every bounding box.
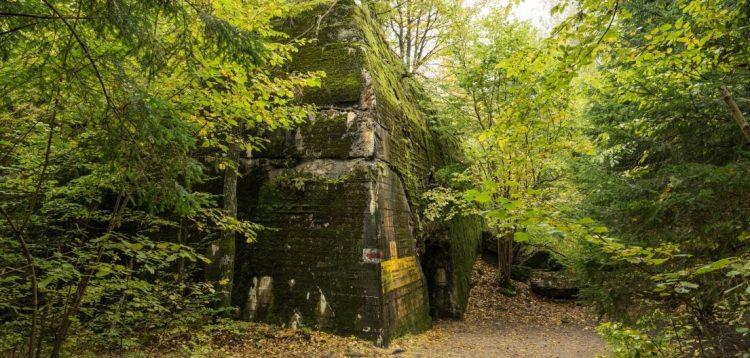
[210,122,243,310]
[36,294,53,358]
[405,0,412,72]
[51,194,128,357]
[497,233,513,288]
[12,227,38,358]
[177,218,185,282]
[218,142,239,308]
[0,117,56,357]
[720,86,750,143]
[498,232,512,288]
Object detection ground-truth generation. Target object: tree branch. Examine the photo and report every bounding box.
[0,21,41,37]
[0,12,89,20]
[0,207,38,358]
[42,0,113,110]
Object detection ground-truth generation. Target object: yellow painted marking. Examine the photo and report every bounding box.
[381,256,421,293]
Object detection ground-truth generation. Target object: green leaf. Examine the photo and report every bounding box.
[695,258,734,275]
[486,208,508,220]
[679,281,699,289]
[464,189,492,204]
[474,192,492,204]
[38,276,57,290]
[592,226,609,233]
[95,266,112,278]
[514,232,530,242]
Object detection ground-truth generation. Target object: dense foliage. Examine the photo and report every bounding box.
[562,0,750,355]
[0,0,321,355]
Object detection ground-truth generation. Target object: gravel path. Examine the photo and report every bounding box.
[395,319,606,357]
[391,259,608,358]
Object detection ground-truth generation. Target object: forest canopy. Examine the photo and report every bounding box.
[1,0,749,357]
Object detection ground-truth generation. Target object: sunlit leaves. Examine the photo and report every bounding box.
[426,6,591,246]
[463,189,492,204]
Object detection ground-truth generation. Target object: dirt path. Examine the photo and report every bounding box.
[390,259,607,357]
[213,259,607,357]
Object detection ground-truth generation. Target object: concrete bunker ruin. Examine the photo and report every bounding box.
[230,1,483,345]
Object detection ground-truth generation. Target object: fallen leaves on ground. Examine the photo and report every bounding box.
[461,259,594,327]
[207,326,393,357]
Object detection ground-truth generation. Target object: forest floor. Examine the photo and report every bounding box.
[208,259,608,357]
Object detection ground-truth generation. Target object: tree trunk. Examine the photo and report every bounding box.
[207,124,243,310]
[177,218,185,282]
[498,232,513,288]
[220,142,239,308]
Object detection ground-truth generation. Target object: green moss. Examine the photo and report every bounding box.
[353,6,428,129]
[280,0,358,43]
[285,2,446,211]
[281,1,364,105]
[446,215,484,312]
[390,304,432,340]
[271,167,356,193]
[291,44,364,104]
[298,111,359,157]
[498,284,517,297]
[246,163,378,337]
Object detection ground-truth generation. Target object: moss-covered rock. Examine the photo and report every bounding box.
[530,271,579,299]
[522,250,564,271]
[510,265,533,282]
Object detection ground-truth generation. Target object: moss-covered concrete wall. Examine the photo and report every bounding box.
[421,215,484,318]
[232,0,481,346]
